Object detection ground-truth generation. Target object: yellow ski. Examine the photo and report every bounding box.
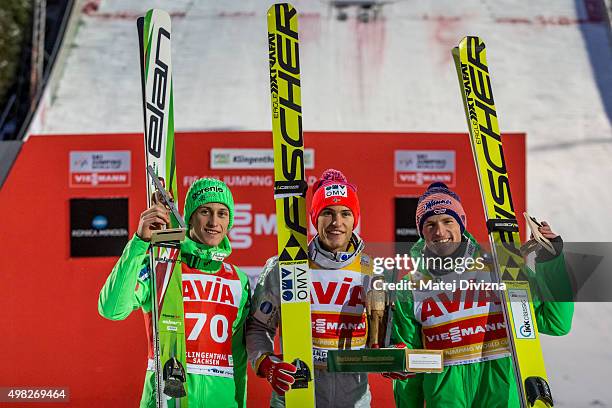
[267,3,316,407]
[453,37,553,408]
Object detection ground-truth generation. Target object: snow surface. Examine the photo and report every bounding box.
[32,0,612,405]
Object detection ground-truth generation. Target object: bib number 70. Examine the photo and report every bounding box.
[185,313,229,343]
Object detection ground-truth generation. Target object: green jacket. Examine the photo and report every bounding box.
[392,232,573,407]
[98,234,250,408]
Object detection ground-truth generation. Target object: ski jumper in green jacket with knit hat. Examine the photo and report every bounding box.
[391,182,574,408]
[98,178,251,407]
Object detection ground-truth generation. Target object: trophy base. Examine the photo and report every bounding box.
[151,228,186,245]
[326,348,443,373]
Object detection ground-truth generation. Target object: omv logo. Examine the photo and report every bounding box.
[92,215,108,230]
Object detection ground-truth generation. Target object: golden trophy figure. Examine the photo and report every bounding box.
[366,275,389,349]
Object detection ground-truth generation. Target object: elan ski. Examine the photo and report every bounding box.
[137,9,188,408]
[453,37,554,408]
[267,3,316,407]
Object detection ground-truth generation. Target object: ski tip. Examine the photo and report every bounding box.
[267,3,278,16]
[268,3,297,17]
[145,9,172,26]
[136,17,144,40]
[456,36,487,56]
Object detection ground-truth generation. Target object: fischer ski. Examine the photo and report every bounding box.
[137,9,188,408]
[267,3,316,406]
[453,37,554,408]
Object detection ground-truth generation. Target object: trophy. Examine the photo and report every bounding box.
[366,275,389,349]
[327,272,443,374]
[146,165,186,245]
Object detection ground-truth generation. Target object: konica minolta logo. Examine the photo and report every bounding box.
[423,199,452,211]
[91,215,108,230]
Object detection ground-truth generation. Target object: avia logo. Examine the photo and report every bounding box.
[423,199,452,211]
[91,215,108,230]
[420,290,501,322]
[311,277,365,307]
[183,275,236,306]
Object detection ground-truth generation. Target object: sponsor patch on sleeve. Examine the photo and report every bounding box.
[260,301,273,315]
[139,265,150,281]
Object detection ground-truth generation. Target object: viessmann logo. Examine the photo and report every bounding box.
[394,151,456,187]
[313,317,366,334]
[69,151,131,187]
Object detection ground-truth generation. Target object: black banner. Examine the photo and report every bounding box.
[70,198,129,257]
[394,197,419,251]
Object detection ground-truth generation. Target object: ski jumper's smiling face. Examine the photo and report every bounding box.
[189,203,230,247]
[317,205,354,254]
[422,214,462,256]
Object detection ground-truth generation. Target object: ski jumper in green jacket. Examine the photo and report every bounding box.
[391,233,573,408]
[392,182,573,408]
[98,178,250,407]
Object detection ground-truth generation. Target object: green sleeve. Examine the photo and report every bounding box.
[98,234,152,320]
[231,267,251,408]
[529,253,574,336]
[391,282,423,349]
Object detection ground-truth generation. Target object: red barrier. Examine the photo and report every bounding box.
[0,131,525,406]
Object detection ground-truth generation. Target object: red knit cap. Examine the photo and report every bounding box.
[310,169,360,229]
